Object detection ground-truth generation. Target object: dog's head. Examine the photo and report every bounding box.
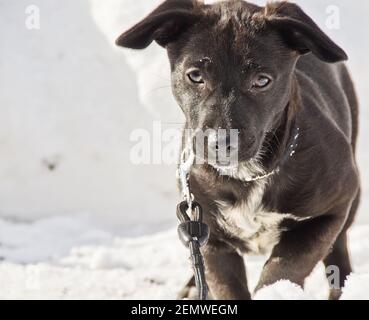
[116,0,347,169]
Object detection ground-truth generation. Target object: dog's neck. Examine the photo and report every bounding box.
[259,76,301,174]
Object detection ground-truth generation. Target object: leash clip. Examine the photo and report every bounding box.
[176,200,210,300]
[177,201,210,248]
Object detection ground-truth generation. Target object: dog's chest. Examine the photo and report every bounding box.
[215,181,289,255]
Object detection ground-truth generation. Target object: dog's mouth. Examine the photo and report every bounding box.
[209,157,267,181]
[192,146,266,180]
[209,162,239,176]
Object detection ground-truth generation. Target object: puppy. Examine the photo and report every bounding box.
[116,0,360,300]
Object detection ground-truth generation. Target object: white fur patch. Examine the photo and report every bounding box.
[215,179,307,255]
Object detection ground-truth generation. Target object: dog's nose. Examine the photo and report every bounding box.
[214,135,238,153]
[207,131,239,166]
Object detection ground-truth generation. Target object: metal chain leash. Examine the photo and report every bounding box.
[176,145,210,300]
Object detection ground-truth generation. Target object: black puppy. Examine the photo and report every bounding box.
[116,0,360,300]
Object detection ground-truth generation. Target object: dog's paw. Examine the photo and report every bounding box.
[328,288,343,300]
[177,276,198,300]
[177,276,213,300]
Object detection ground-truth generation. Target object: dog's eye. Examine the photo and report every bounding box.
[187,69,204,84]
[252,75,271,89]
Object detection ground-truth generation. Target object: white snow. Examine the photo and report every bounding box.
[0,0,369,299]
[254,281,314,300]
[0,216,190,299]
[341,274,369,300]
[0,215,368,300]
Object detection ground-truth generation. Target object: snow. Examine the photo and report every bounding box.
[341,274,369,300]
[0,215,368,300]
[0,0,181,233]
[0,0,369,299]
[254,281,314,300]
[0,216,190,299]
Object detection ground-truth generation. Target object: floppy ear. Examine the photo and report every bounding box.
[115,0,200,49]
[266,2,348,63]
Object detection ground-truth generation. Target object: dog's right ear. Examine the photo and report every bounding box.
[115,0,201,49]
[266,2,348,63]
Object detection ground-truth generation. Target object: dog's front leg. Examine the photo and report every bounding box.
[203,242,251,300]
[255,207,349,294]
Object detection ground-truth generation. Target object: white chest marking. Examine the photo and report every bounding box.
[215,180,299,255]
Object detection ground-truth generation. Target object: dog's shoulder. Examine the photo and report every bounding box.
[296,55,354,143]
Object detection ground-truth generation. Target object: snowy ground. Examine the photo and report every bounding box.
[1,215,369,300]
[1,0,369,300]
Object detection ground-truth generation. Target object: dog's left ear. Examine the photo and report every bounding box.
[116,0,201,49]
[266,2,348,63]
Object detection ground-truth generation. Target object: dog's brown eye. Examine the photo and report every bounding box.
[252,75,271,89]
[187,69,204,84]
